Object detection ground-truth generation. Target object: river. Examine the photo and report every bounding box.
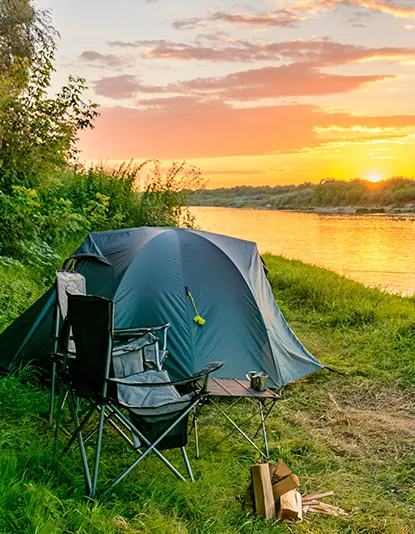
[190,207,415,296]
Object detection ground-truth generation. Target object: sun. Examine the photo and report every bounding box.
[367,173,383,183]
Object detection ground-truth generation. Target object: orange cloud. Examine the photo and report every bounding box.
[108,38,415,65]
[174,64,392,100]
[167,2,415,33]
[93,63,393,100]
[79,101,415,161]
[171,10,301,30]
[354,0,415,18]
[294,0,415,18]
[93,75,161,99]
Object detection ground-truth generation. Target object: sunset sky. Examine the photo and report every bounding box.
[38,0,415,187]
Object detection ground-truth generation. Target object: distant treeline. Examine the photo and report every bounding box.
[188,177,415,212]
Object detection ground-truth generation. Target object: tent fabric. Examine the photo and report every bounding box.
[0,227,324,388]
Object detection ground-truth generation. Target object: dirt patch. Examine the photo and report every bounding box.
[295,388,415,457]
[339,387,415,415]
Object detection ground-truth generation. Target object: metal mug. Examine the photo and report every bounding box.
[246,371,268,391]
[251,372,268,392]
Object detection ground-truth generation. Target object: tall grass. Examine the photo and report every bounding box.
[265,255,415,387]
[0,258,45,332]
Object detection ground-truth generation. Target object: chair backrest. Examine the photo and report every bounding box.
[66,294,114,398]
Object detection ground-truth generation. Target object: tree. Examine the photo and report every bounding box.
[0,0,99,259]
[0,46,99,188]
[0,0,56,75]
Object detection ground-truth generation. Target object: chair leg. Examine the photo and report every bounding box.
[67,390,92,495]
[90,403,106,499]
[53,380,67,454]
[181,447,195,483]
[49,361,57,425]
[193,407,200,459]
[101,405,193,496]
[81,407,137,451]
[63,404,96,452]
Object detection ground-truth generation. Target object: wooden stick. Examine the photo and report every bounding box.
[295,492,303,521]
[302,490,334,502]
[301,499,321,506]
[307,505,332,516]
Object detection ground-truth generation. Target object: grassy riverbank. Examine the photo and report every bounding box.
[0,256,414,533]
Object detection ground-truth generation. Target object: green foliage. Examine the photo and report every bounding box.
[0,48,99,184]
[189,177,415,211]
[0,22,100,269]
[0,160,205,277]
[0,257,43,330]
[138,160,204,228]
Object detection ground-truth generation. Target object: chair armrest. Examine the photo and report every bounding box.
[107,361,223,389]
[114,323,170,338]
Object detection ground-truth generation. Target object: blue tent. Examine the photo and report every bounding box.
[0,227,323,387]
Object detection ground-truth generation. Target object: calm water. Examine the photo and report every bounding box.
[190,207,415,296]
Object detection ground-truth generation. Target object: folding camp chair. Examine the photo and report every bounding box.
[49,272,170,423]
[54,293,223,498]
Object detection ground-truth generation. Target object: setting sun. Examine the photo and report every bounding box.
[367,174,384,183]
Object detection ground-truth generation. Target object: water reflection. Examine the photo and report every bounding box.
[191,207,415,296]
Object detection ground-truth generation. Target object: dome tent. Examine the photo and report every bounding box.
[0,227,323,387]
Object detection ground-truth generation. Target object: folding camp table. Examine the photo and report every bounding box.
[193,377,280,459]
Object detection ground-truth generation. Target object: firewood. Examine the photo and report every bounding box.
[272,459,292,481]
[277,490,299,521]
[302,490,334,502]
[295,492,303,521]
[315,503,339,516]
[268,462,278,482]
[272,473,299,499]
[250,464,276,519]
[317,502,347,516]
[304,501,347,517]
[307,505,332,516]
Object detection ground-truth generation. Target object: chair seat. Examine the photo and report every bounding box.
[117,370,194,416]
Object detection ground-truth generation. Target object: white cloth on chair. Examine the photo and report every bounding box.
[56,271,86,353]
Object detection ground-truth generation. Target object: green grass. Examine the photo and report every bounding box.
[0,256,414,533]
[0,258,46,332]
